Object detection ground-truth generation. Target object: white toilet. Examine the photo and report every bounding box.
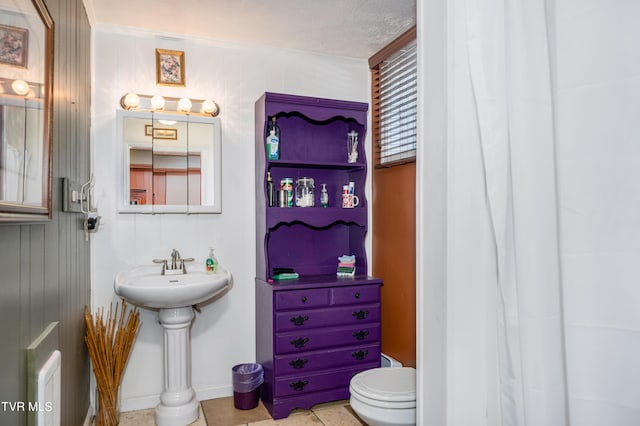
[349,367,416,426]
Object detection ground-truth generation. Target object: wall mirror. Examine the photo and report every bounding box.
[0,0,53,222]
[117,110,222,214]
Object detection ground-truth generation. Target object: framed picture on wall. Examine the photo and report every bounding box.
[0,24,28,68]
[145,125,178,140]
[156,48,185,86]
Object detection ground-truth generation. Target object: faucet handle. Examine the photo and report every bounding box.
[180,257,195,274]
[152,258,168,275]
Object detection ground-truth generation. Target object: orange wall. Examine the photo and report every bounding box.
[372,162,416,367]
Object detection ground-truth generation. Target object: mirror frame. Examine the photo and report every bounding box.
[117,110,222,214]
[0,0,54,223]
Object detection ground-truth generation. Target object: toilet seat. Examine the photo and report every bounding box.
[350,367,416,409]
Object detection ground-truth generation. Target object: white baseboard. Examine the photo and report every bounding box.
[195,384,233,402]
[82,406,93,426]
[119,385,233,413]
[119,394,160,413]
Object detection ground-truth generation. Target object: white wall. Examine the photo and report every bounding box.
[555,2,640,424]
[91,26,370,411]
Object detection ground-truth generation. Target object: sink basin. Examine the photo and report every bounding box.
[114,264,231,309]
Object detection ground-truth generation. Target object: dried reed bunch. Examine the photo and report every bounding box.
[85,300,140,426]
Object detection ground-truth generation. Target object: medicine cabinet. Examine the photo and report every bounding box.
[0,0,54,222]
[117,110,222,214]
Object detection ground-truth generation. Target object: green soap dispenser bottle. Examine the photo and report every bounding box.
[206,248,218,274]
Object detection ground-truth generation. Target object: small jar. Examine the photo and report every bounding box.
[296,177,315,207]
[280,178,294,207]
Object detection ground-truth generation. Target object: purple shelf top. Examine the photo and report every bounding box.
[258,275,382,291]
[266,207,367,229]
[267,160,365,170]
[264,92,369,123]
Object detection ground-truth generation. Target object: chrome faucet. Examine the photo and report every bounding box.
[171,249,181,270]
[154,249,194,275]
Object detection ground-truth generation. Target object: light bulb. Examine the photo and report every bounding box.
[201,99,219,116]
[121,92,140,109]
[150,95,165,110]
[11,79,30,96]
[178,97,192,112]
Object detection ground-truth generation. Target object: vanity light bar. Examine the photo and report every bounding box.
[120,93,220,117]
[0,78,44,99]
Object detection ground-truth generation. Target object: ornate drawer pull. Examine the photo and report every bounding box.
[352,330,370,340]
[352,310,369,320]
[289,380,309,391]
[301,296,308,303]
[290,315,309,326]
[352,350,369,360]
[289,358,308,369]
[354,292,360,299]
[290,337,309,348]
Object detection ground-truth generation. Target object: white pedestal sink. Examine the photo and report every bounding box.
[114,263,231,426]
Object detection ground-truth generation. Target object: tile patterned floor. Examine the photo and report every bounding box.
[117,397,366,426]
[118,406,206,426]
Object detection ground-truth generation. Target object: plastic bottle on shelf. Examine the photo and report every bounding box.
[320,184,328,208]
[206,248,218,274]
[266,117,280,160]
[266,171,275,207]
[266,116,281,138]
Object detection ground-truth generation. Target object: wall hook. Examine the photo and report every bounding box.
[80,174,101,241]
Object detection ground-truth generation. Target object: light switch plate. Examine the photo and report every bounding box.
[61,177,83,213]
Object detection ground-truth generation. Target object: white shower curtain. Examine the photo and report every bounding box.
[465,0,568,425]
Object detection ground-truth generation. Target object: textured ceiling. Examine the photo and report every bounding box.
[84,0,416,59]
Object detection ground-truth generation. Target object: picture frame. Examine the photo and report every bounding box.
[145,125,178,140]
[0,24,29,68]
[156,48,185,86]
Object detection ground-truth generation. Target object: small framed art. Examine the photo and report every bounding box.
[156,48,185,86]
[145,125,178,140]
[0,24,29,68]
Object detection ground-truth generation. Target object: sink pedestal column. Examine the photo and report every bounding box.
[155,307,199,426]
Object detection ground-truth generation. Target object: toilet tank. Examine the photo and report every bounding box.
[381,353,403,368]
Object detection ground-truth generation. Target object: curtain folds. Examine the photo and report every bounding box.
[465,0,568,425]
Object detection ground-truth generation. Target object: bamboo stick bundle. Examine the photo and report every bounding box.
[85,300,140,426]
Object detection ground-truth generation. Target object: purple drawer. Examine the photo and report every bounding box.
[275,342,380,375]
[275,323,381,354]
[275,303,380,332]
[275,288,330,310]
[331,285,380,305]
[274,363,379,397]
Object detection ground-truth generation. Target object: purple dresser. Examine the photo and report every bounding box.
[254,93,382,419]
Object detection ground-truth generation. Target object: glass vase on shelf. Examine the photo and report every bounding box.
[347,130,358,163]
[295,177,315,208]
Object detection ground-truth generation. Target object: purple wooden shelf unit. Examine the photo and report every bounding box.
[254,92,382,419]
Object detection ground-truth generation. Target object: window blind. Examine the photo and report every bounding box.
[372,38,417,166]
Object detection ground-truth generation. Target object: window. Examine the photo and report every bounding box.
[370,27,417,166]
